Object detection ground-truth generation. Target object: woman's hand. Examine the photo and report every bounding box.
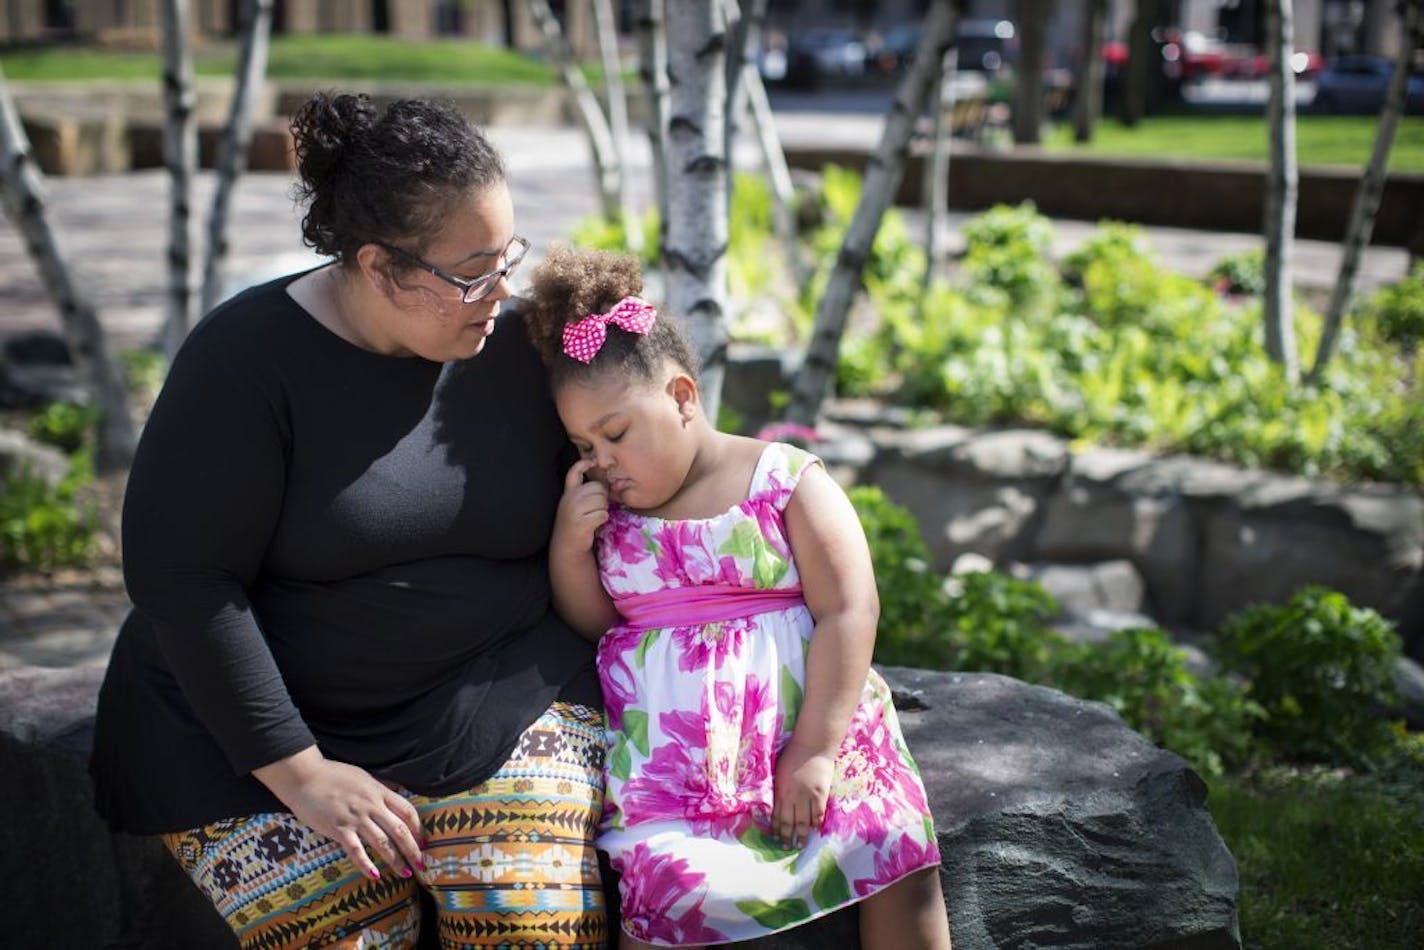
[771,742,836,849]
[253,746,425,880]
[553,458,610,554]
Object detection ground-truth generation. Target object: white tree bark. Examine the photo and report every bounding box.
[200,0,274,315]
[591,0,641,252]
[528,0,623,223]
[785,0,958,427]
[1310,0,1423,381]
[923,45,957,291]
[663,0,730,421]
[0,67,137,467]
[638,0,671,259]
[159,0,200,359]
[1074,0,1108,143]
[1263,0,1299,382]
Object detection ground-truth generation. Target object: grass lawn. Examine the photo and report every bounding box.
[1210,763,1424,949]
[0,34,559,85]
[1047,114,1424,171]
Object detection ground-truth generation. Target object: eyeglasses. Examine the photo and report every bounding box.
[378,235,530,304]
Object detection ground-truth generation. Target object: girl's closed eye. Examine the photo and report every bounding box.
[607,430,627,443]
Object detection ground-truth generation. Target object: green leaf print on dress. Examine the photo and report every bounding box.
[780,665,804,735]
[735,898,812,929]
[609,733,633,781]
[719,521,790,590]
[624,708,651,757]
[738,824,798,864]
[811,850,852,910]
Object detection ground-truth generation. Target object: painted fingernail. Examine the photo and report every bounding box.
[416,857,427,871]
[400,867,413,879]
[368,869,380,880]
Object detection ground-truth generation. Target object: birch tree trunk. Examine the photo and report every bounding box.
[1263,0,1299,381]
[0,67,137,468]
[591,0,641,252]
[785,0,958,427]
[159,0,200,359]
[1074,0,1108,143]
[663,0,730,421]
[200,0,274,315]
[1310,0,1423,381]
[1012,0,1048,144]
[1121,0,1156,126]
[528,0,622,223]
[638,0,671,260]
[923,45,956,292]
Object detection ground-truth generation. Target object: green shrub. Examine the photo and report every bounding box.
[0,450,98,572]
[1212,586,1403,768]
[1049,627,1263,777]
[959,202,1059,318]
[1368,262,1424,350]
[849,486,951,668]
[1208,249,1267,296]
[28,402,100,454]
[944,569,1063,681]
[119,347,167,396]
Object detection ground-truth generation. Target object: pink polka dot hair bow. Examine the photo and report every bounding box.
[562,296,658,364]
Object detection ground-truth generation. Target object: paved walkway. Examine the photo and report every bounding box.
[0,115,1414,671]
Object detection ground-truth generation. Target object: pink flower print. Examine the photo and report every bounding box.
[851,832,942,897]
[822,709,924,847]
[714,554,745,587]
[616,843,728,946]
[601,514,652,571]
[619,710,710,824]
[596,634,642,731]
[652,521,720,585]
[672,618,750,673]
[749,499,793,565]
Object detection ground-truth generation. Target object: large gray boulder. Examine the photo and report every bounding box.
[5,664,1238,949]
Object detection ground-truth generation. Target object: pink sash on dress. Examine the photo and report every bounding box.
[614,584,804,632]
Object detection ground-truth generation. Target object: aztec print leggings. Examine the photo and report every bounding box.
[162,702,608,950]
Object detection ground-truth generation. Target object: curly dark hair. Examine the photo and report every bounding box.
[290,92,506,265]
[522,245,700,391]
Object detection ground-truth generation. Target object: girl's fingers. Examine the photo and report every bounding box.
[564,457,599,489]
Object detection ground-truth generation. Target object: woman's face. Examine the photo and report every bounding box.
[383,182,518,362]
[555,367,700,514]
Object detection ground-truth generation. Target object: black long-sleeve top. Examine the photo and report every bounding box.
[89,271,599,834]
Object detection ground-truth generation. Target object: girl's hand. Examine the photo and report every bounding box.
[771,742,836,849]
[553,458,610,553]
[254,747,425,881]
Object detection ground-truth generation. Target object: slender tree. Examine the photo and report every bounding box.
[1121,0,1157,126]
[663,0,731,420]
[1074,0,1108,142]
[638,0,671,260]
[158,0,199,359]
[723,0,796,253]
[590,0,641,252]
[0,66,137,467]
[785,0,959,427]
[528,0,627,226]
[1012,0,1049,144]
[1263,0,1299,381]
[200,0,275,314]
[1310,0,1423,381]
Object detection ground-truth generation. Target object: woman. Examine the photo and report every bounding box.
[89,92,607,949]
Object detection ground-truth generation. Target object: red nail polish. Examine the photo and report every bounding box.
[401,867,413,879]
[368,869,380,880]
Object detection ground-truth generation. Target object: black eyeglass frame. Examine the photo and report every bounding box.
[378,235,530,304]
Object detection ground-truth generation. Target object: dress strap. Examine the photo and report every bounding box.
[748,442,824,508]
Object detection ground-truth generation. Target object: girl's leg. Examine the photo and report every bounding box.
[162,812,421,949]
[412,701,609,950]
[620,935,702,950]
[857,866,952,950]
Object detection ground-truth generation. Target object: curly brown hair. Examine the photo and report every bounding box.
[522,245,700,391]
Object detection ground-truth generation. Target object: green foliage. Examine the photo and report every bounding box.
[1367,262,1424,350]
[1212,586,1403,768]
[1207,249,1267,296]
[1211,757,1424,950]
[28,402,99,454]
[943,570,1063,681]
[0,450,98,572]
[847,486,950,668]
[568,206,660,268]
[119,347,167,397]
[1049,627,1263,777]
[960,201,1059,318]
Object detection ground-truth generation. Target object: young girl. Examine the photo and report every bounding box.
[522,246,952,950]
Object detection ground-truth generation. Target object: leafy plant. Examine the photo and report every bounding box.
[119,347,168,396]
[960,202,1059,318]
[0,451,98,572]
[1050,627,1263,777]
[1367,262,1424,350]
[1208,249,1267,296]
[944,569,1063,682]
[28,402,99,454]
[1212,586,1403,768]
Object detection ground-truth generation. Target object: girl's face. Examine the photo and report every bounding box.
[555,367,700,513]
[378,182,518,362]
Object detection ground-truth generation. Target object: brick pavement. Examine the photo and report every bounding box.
[1,118,1415,672]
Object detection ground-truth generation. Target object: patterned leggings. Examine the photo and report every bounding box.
[162,702,608,950]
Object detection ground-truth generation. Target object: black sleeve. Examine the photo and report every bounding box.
[121,335,316,776]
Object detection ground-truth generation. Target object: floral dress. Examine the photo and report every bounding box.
[594,442,941,947]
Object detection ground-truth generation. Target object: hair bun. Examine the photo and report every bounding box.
[291,92,378,190]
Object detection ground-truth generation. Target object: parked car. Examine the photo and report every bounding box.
[1312,55,1424,114]
[781,28,867,88]
[871,18,1016,77]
